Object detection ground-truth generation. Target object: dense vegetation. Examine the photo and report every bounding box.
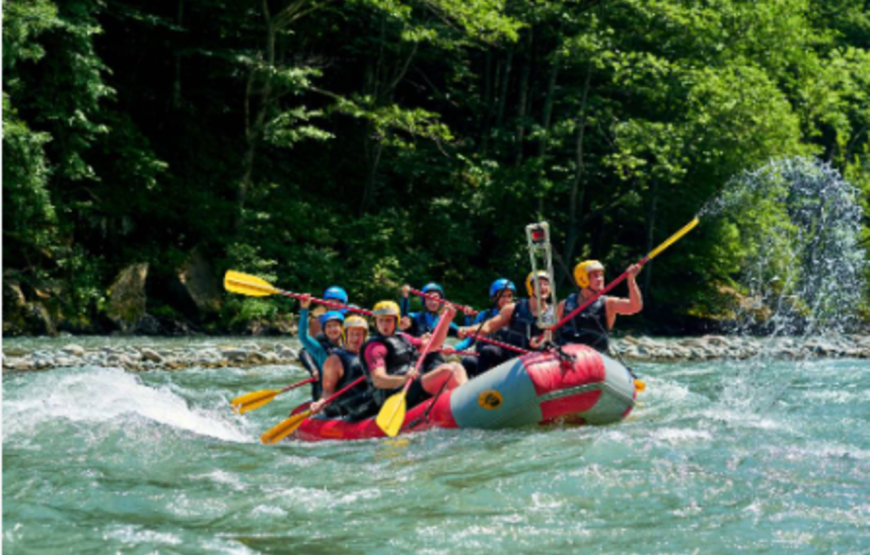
[4,0,870,334]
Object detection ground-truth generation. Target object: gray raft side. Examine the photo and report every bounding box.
[450,351,637,429]
[579,353,636,425]
[450,358,543,429]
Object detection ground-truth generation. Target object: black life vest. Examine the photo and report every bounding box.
[559,293,610,352]
[468,308,509,351]
[322,348,378,421]
[361,333,419,405]
[503,298,551,349]
[314,333,340,354]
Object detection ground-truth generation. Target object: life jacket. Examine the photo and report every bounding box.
[503,298,552,349]
[466,308,509,351]
[558,293,610,353]
[410,311,437,336]
[322,348,378,421]
[314,333,340,354]
[361,333,419,406]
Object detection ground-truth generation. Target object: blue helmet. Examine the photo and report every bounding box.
[421,282,445,297]
[323,286,348,304]
[489,278,517,299]
[320,311,345,328]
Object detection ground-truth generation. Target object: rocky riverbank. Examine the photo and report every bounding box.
[3,334,870,373]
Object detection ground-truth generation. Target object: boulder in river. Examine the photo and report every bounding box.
[107,263,150,334]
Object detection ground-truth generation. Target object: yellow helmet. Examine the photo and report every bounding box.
[343,315,369,341]
[525,271,550,297]
[574,260,605,288]
[372,301,401,321]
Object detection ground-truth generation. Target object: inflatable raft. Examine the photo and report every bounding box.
[291,343,637,442]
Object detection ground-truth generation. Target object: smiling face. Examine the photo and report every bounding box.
[376,316,397,336]
[534,278,551,299]
[345,328,367,351]
[324,320,343,342]
[424,294,443,313]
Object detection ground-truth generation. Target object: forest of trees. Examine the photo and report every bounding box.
[4,0,870,335]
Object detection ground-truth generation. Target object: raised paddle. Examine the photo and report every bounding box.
[551,217,700,334]
[376,306,456,437]
[224,271,373,316]
[260,376,366,444]
[410,288,479,316]
[231,377,316,414]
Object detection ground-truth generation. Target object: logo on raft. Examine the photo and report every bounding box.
[477,390,503,410]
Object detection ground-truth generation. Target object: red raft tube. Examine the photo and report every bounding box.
[291,343,638,442]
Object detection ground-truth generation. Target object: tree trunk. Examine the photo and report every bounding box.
[236,0,330,231]
[496,49,513,128]
[172,0,185,110]
[537,54,559,158]
[561,64,593,276]
[515,33,532,167]
[481,51,501,154]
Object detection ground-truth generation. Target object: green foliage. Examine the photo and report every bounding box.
[3,0,868,332]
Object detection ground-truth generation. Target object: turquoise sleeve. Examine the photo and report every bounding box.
[298,308,328,369]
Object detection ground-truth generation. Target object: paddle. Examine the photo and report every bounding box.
[260,376,366,444]
[461,334,531,355]
[224,271,373,316]
[375,307,455,437]
[231,377,315,414]
[410,288,479,316]
[551,217,700,334]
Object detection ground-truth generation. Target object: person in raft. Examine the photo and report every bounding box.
[399,282,472,337]
[310,315,377,420]
[363,301,468,410]
[399,281,478,377]
[456,271,555,352]
[450,278,518,376]
[556,260,643,353]
[297,293,345,400]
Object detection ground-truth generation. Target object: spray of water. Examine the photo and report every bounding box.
[700,157,867,412]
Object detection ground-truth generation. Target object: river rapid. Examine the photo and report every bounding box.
[3,336,869,554]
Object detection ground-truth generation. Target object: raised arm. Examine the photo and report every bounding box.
[606,264,643,328]
[458,303,515,338]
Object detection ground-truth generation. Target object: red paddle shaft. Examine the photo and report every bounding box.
[410,288,479,316]
[279,291,374,317]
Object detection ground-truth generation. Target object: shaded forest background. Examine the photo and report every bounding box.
[4,0,870,335]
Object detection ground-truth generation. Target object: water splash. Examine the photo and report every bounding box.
[702,157,867,412]
[3,367,252,443]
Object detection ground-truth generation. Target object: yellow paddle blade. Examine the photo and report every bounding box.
[231,389,279,411]
[224,270,280,297]
[237,394,281,414]
[648,217,699,260]
[376,390,408,437]
[260,410,311,444]
[634,379,647,392]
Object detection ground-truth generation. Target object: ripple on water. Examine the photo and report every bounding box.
[4,357,870,553]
